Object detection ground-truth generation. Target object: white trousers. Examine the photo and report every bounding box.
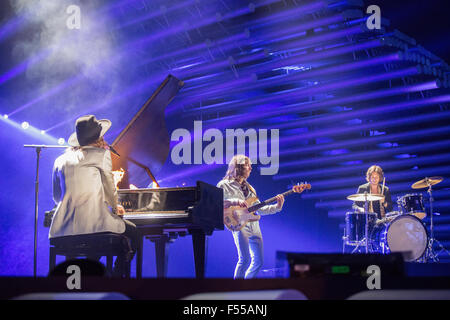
[232,221,263,279]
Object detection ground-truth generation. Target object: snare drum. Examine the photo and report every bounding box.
[369,214,428,261]
[399,193,427,219]
[345,211,377,245]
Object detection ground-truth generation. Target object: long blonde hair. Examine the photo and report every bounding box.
[65,137,108,163]
[223,155,256,194]
[223,155,250,180]
[71,137,108,151]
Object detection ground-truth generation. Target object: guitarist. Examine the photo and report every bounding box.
[217,155,284,279]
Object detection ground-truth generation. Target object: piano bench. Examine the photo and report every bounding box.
[49,233,132,278]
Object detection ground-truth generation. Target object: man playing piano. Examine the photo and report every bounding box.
[49,115,138,277]
[217,155,284,279]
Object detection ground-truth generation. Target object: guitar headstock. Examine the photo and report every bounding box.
[292,182,311,193]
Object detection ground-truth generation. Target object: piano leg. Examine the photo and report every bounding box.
[136,234,144,279]
[149,235,170,278]
[191,231,206,279]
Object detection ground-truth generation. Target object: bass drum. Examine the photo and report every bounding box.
[370,214,428,261]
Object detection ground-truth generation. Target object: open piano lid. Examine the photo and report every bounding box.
[111,75,184,189]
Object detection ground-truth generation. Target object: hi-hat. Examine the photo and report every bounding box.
[347,193,384,201]
[411,176,443,189]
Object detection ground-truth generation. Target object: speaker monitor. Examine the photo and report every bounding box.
[12,292,130,300]
[347,290,450,300]
[276,252,405,278]
[182,289,308,300]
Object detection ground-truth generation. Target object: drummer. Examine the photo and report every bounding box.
[352,165,393,220]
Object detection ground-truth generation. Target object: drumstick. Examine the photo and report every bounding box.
[381,177,386,204]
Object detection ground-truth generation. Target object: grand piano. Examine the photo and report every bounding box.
[110,75,224,279]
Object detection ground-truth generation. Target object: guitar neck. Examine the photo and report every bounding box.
[248,189,294,213]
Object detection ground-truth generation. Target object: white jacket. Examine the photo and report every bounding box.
[49,146,125,238]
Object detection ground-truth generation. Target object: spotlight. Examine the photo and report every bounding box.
[3,115,8,119]
[58,138,65,145]
[21,121,29,129]
[40,130,45,135]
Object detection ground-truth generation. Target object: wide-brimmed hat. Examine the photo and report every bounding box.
[68,115,111,147]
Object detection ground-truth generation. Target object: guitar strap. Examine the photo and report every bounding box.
[240,182,249,197]
[242,180,259,202]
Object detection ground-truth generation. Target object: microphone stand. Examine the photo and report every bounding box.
[23,144,67,278]
[364,192,369,254]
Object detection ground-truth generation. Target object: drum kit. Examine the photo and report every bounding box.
[342,176,450,262]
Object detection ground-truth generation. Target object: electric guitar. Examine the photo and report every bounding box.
[223,183,311,232]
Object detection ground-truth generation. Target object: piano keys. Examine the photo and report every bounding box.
[121,186,196,224]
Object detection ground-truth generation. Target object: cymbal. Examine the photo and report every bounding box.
[347,193,384,201]
[411,176,443,189]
